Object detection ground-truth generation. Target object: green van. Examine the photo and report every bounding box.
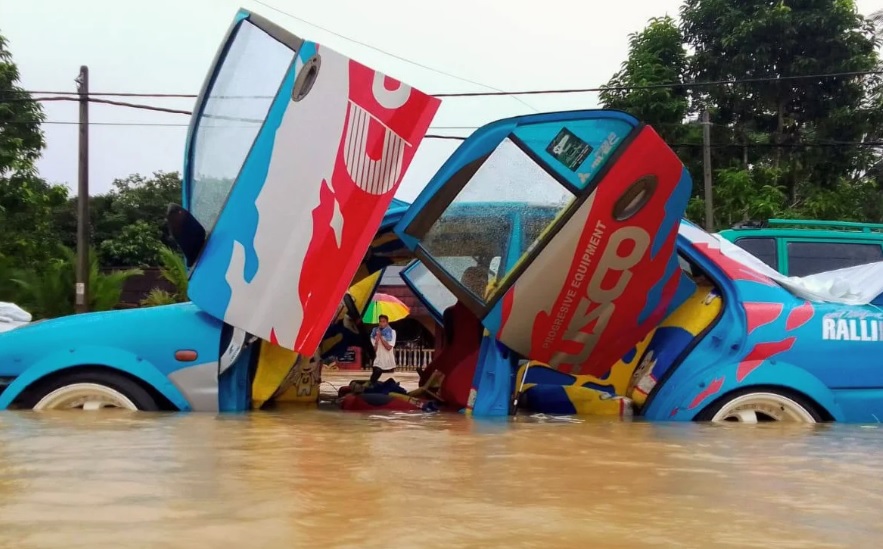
[717,219,883,277]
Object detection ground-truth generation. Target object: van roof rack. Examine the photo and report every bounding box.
[763,219,883,233]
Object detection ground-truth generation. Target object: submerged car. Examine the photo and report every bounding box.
[2,8,883,425]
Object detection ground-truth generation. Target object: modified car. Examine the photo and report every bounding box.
[1,8,883,425]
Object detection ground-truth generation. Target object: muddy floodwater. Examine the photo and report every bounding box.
[0,406,880,548]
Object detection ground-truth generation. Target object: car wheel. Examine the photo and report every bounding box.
[696,388,822,423]
[21,369,159,411]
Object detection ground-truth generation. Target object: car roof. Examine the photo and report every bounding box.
[719,219,883,242]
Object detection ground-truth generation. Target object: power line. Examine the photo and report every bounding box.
[7,68,883,101]
[433,69,883,97]
[10,95,195,115]
[248,0,539,113]
[6,118,883,147]
[2,118,480,130]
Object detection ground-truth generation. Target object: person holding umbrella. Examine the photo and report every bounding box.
[363,292,409,384]
[369,314,397,383]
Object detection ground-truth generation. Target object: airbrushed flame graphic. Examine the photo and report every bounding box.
[495,127,693,378]
[217,45,439,354]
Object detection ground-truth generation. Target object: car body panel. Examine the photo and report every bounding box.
[0,303,223,411]
[719,219,883,276]
[395,110,695,378]
[183,10,440,356]
[639,220,883,422]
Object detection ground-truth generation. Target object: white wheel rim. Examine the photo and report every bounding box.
[710,392,816,423]
[33,383,138,411]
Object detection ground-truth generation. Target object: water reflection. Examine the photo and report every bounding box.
[0,411,878,548]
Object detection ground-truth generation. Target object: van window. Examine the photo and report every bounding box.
[787,241,883,277]
[733,237,778,271]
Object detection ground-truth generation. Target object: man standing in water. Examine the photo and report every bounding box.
[369,314,397,384]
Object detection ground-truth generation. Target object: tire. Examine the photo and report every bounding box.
[695,387,823,423]
[19,368,159,411]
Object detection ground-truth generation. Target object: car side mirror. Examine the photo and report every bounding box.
[166,203,206,267]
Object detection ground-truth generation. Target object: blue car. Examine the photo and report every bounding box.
[2,8,882,425]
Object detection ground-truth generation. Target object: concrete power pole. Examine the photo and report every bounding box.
[75,66,90,313]
[702,109,714,231]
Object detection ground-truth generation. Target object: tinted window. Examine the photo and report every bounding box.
[734,237,778,271]
[787,241,883,277]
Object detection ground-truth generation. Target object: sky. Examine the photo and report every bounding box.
[2,0,883,202]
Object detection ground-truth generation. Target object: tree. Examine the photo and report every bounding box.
[0,176,70,268]
[600,16,693,145]
[0,31,44,176]
[0,31,67,269]
[96,172,182,266]
[680,0,882,193]
[54,171,184,267]
[601,1,883,228]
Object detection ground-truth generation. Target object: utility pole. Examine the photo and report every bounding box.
[702,109,714,231]
[75,66,90,313]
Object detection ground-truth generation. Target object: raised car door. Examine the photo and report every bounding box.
[394,110,696,377]
[175,9,440,358]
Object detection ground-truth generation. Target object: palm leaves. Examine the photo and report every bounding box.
[140,246,188,307]
[10,246,141,319]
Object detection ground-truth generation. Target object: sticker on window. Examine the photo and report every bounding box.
[545,128,593,172]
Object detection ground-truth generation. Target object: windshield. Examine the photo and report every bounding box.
[418,138,576,304]
[187,20,295,231]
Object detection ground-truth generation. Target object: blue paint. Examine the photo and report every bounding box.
[0,303,222,411]
[218,345,255,412]
[187,43,306,318]
[469,336,515,417]
[651,168,693,259]
[621,347,637,364]
[512,117,635,190]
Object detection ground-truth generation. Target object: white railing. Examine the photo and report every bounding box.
[394,347,435,370]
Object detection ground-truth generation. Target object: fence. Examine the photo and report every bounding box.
[390,347,435,371]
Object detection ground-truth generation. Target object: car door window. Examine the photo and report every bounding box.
[733,237,778,271]
[787,241,883,277]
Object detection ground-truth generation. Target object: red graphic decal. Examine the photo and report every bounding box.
[786,301,814,331]
[693,243,777,286]
[743,302,783,334]
[688,377,725,410]
[670,407,680,417]
[525,127,686,377]
[269,328,279,346]
[291,59,440,353]
[735,337,796,382]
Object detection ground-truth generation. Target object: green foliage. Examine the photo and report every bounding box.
[601,0,883,230]
[11,246,141,319]
[140,288,178,307]
[140,246,188,308]
[90,171,183,267]
[0,32,44,176]
[98,220,164,267]
[600,16,692,144]
[0,176,70,269]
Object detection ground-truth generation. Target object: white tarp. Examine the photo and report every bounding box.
[0,302,31,333]
[712,234,883,305]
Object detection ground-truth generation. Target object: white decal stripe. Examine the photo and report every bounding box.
[344,103,406,196]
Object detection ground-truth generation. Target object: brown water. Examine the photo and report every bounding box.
[0,409,879,549]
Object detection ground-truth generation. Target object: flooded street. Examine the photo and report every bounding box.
[0,408,880,548]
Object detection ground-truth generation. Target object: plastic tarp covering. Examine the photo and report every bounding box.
[712,234,883,305]
[0,302,31,333]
